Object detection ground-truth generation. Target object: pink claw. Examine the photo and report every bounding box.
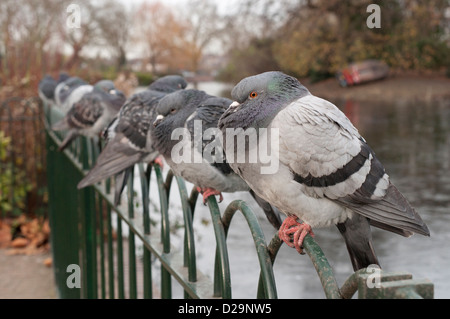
[153,156,164,169]
[278,216,314,254]
[198,187,223,204]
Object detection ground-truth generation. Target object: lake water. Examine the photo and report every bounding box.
[135,81,450,298]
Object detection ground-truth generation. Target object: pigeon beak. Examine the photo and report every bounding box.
[153,114,165,127]
[229,101,241,112]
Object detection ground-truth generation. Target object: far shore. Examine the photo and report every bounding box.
[306,73,450,104]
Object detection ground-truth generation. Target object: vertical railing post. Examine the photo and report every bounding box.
[46,132,81,298]
[79,137,97,299]
[139,164,153,299]
[154,164,172,298]
[127,167,137,299]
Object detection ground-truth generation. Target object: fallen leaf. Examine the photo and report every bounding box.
[43,257,52,267]
[11,237,29,248]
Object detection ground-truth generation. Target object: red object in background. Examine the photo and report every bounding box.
[336,60,389,87]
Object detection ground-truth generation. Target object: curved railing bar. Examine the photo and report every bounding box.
[175,176,197,282]
[221,200,278,299]
[256,233,282,298]
[164,169,174,204]
[252,215,342,299]
[207,196,232,299]
[138,163,151,235]
[188,187,199,218]
[302,235,342,299]
[154,164,170,254]
[339,268,368,299]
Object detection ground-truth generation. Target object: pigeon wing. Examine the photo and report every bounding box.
[77,132,144,188]
[66,95,104,129]
[186,104,232,175]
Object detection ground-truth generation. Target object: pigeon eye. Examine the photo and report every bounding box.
[249,91,258,99]
[170,108,177,114]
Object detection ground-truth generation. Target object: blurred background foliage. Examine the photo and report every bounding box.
[0,0,448,94]
[0,131,32,216]
[220,0,450,82]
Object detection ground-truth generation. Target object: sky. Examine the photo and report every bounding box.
[107,0,238,59]
[118,0,239,15]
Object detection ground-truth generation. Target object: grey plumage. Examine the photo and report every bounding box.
[77,75,187,205]
[38,75,58,105]
[54,76,89,112]
[52,80,126,151]
[38,72,70,106]
[152,89,282,229]
[218,71,429,270]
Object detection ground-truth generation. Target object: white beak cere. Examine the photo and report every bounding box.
[229,101,240,108]
[153,114,165,127]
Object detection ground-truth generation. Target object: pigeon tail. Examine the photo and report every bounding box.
[340,182,430,238]
[336,214,380,271]
[113,168,132,206]
[77,141,142,189]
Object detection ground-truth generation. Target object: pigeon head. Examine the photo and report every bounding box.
[41,74,55,81]
[58,77,87,102]
[148,75,188,93]
[199,97,232,110]
[219,71,309,130]
[151,89,210,156]
[94,80,116,93]
[58,72,70,83]
[39,75,58,99]
[61,77,86,91]
[153,89,208,127]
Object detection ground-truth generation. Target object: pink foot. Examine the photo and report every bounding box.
[278,216,314,254]
[198,187,223,204]
[152,156,164,170]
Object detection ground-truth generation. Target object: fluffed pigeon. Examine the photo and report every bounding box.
[38,72,70,106]
[52,80,126,151]
[38,75,58,106]
[218,71,430,270]
[151,89,282,229]
[77,75,187,205]
[54,76,89,112]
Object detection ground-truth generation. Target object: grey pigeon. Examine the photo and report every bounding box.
[151,90,282,229]
[38,72,70,106]
[52,80,126,151]
[38,75,58,106]
[54,76,89,112]
[77,75,187,205]
[218,71,430,270]
[152,91,247,199]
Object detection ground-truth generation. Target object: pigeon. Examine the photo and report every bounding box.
[52,80,126,151]
[218,71,430,271]
[54,76,89,112]
[38,72,70,106]
[38,75,58,106]
[77,75,187,205]
[151,89,282,229]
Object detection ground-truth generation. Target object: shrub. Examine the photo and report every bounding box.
[0,131,32,217]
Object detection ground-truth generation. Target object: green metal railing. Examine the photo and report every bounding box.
[44,102,434,299]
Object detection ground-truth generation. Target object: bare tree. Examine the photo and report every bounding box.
[132,1,185,73]
[60,0,102,70]
[95,0,130,70]
[180,0,227,73]
[0,0,67,81]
